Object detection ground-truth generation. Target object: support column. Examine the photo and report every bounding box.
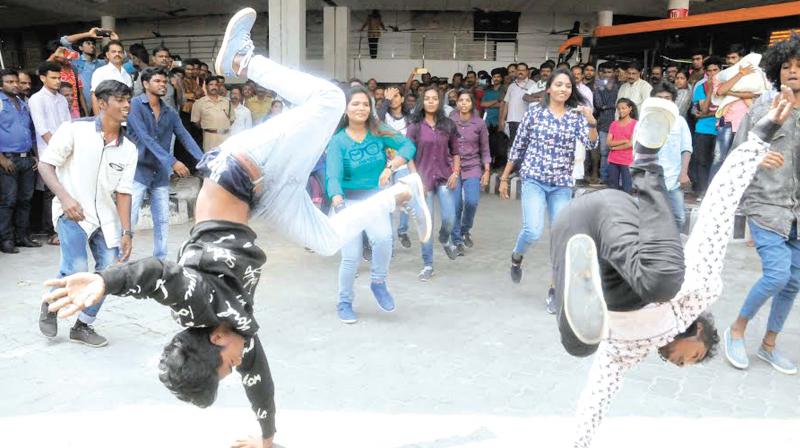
[268,0,305,69]
[101,15,116,32]
[667,0,690,18]
[323,7,336,78]
[597,10,613,27]
[334,6,350,81]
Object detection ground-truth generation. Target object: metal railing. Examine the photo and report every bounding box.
[348,30,533,62]
[127,31,269,66]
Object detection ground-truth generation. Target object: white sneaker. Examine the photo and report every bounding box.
[563,234,608,345]
[632,97,679,149]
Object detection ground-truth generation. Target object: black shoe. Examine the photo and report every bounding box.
[510,253,523,283]
[70,322,108,347]
[463,233,474,248]
[39,302,57,338]
[398,233,411,249]
[443,243,458,260]
[0,240,18,254]
[545,287,557,315]
[456,243,466,256]
[16,236,42,248]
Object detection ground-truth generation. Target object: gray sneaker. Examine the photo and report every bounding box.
[418,266,434,281]
[39,302,57,339]
[723,327,749,369]
[757,346,797,375]
[563,234,608,345]
[70,322,108,347]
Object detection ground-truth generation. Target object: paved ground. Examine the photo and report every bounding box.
[1,193,799,447]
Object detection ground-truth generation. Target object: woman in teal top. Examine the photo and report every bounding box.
[326,85,416,324]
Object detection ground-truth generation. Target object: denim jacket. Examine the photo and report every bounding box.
[740,93,800,238]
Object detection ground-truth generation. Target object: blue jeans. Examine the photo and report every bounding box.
[665,187,685,229]
[738,220,800,333]
[56,216,118,324]
[338,196,393,304]
[421,184,456,267]
[452,176,481,244]
[131,181,171,260]
[607,162,632,193]
[710,121,734,182]
[513,178,571,255]
[598,131,610,182]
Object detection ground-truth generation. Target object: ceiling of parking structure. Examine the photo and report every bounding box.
[0,0,794,29]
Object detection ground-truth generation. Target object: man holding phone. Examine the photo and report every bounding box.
[59,27,119,113]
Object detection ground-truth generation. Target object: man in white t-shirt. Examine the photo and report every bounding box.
[90,40,132,115]
[499,62,536,144]
[37,79,137,347]
[229,85,253,135]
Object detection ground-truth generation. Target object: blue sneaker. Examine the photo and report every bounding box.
[757,346,798,375]
[370,282,396,312]
[215,8,257,77]
[723,327,749,369]
[337,302,357,324]
[398,173,432,243]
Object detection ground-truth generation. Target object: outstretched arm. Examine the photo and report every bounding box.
[237,335,277,445]
[573,339,649,448]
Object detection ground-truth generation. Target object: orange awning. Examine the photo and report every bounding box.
[558,36,584,55]
[595,1,800,38]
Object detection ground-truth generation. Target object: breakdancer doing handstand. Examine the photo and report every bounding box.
[551,88,794,447]
[41,8,431,448]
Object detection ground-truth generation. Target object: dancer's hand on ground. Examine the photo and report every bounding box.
[231,435,272,448]
[759,151,784,170]
[768,85,796,125]
[43,273,106,319]
[499,179,510,199]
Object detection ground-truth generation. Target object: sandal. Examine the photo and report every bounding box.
[47,234,60,246]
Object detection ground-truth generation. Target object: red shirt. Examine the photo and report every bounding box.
[607,118,637,166]
[60,64,83,118]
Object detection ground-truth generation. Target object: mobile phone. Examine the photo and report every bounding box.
[96,29,112,37]
[415,67,428,75]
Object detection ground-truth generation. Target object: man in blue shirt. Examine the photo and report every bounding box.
[60,27,116,111]
[127,67,203,260]
[690,56,722,197]
[0,68,40,253]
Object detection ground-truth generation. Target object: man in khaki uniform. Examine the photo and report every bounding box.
[191,76,233,151]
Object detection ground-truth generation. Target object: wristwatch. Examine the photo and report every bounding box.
[123,230,134,239]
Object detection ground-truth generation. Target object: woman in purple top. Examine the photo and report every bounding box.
[407,85,461,281]
[498,69,598,312]
[450,91,491,255]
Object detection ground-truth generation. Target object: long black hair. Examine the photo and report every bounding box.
[409,85,454,134]
[615,97,638,120]
[541,68,585,109]
[337,85,392,136]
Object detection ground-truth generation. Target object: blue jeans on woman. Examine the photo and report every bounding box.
[710,120,735,182]
[56,215,118,324]
[513,178,571,255]
[338,195,394,304]
[451,176,481,244]
[131,181,171,260]
[607,162,632,193]
[738,219,800,333]
[421,184,456,266]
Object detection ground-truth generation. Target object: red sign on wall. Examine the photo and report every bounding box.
[668,8,689,18]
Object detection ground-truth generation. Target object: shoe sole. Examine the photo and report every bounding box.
[723,328,749,370]
[418,271,434,282]
[405,175,432,243]
[511,267,522,284]
[756,351,797,375]
[215,7,257,76]
[563,234,608,345]
[69,337,108,348]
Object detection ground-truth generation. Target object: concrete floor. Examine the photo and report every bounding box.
[1,193,799,447]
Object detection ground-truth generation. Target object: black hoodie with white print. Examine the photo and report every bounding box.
[98,220,276,438]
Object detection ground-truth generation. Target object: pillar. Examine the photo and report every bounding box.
[323,7,336,78]
[268,0,305,69]
[667,0,690,18]
[597,10,613,27]
[100,15,115,32]
[334,7,350,81]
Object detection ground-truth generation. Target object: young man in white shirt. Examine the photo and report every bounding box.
[29,61,72,245]
[90,40,132,115]
[229,85,253,135]
[37,80,137,347]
